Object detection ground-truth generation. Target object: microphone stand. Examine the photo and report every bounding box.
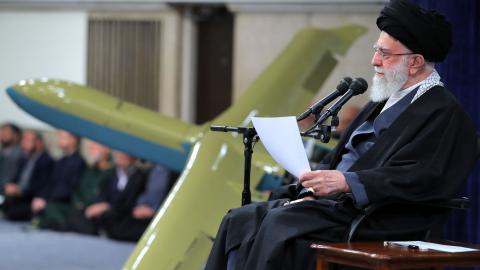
[301,112,339,143]
[210,125,258,206]
[212,113,338,206]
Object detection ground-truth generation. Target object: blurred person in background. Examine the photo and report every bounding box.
[128,164,175,239]
[38,140,113,230]
[0,123,23,196]
[31,130,86,226]
[80,151,148,241]
[2,130,53,220]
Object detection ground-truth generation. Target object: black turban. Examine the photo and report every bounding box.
[376,0,452,62]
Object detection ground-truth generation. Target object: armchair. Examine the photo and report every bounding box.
[346,134,479,242]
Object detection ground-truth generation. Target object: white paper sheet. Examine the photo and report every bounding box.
[252,116,311,178]
[385,241,479,253]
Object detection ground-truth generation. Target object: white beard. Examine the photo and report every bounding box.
[370,58,409,102]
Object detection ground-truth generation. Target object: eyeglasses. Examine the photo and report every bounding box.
[373,45,415,60]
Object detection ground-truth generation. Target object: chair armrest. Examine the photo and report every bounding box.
[346,197,470,242]
[347,203,384,242]
[423,197,470,209]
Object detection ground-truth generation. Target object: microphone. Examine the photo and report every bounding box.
[315,77,368,125]
[297,77,352,121]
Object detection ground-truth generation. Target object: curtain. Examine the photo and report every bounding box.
[87,18,162,111]
[413,0,480,252]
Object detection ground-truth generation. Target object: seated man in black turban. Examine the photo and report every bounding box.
[205,1,477,270]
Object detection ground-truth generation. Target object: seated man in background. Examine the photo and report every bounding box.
[205,1,477,270]
[32,130,86,225]
[80,151,149,241]
[38,140,113,230]
[0,123,23,195]
[129,164,175,238]
[2,130,53,220]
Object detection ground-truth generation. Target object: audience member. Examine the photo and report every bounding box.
[38,140,113,230]
[32,130,86,222]
[81,151,149,241]
[128,164,174,234]
[0,123,23,194]
[2,130,53,220]
[135,164,173,214]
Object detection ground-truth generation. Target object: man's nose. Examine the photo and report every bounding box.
[371,51,382,66]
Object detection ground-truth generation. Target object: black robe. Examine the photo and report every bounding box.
[205,86,477,270]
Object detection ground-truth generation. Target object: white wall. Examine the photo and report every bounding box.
[0,11,87,130]
[232,6,382,108]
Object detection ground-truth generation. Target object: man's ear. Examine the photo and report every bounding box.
[409,55,426,75]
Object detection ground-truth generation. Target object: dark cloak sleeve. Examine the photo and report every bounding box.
[352,91,476,204]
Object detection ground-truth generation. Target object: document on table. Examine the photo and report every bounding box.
[385,241,479,252]
[251,116,311,178]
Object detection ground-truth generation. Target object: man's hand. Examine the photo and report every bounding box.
[85,202,111,219]
[4,183,20,196]
[31,197,46,213]
[132,204,155,219]
[299,170,350,196]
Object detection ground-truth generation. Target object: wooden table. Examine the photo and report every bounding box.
[312,241,480,270]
